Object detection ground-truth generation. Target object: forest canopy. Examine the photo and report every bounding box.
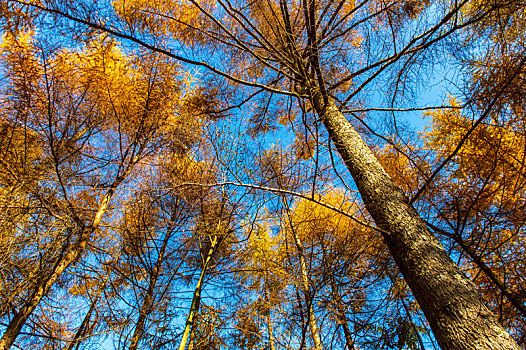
[0,0,525,349]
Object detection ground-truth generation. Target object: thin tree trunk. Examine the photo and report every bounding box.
[284,205,323,350]
[128,230,171,350]
[67,249,122,350]
[177,236,219,350]
[0,172,129,350]
[310,90,520,350]
[264,272,276,350]
[281,195,323,350]
[328,277,355,350]
[66,280,106,350]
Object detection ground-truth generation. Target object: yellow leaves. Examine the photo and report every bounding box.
[112,0,213,45]
[374,143,423,195]
[292,137,315,160]
[52,35,182,136]
[0,29,33,50]
[160,154,216,204]
[424,96,525,182]
[422,95,526,226]
[0,30,40,106]
[288,189,373,247]
[0,120,42,186]
[246,224,279,265]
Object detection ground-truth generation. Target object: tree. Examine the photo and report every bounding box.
[0,29,196,349]
[1,0,526,348]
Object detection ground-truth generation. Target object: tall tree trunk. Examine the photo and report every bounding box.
[66,279,106,350]
[186,325,196,350]
[310,90,520,350]
[177,236,219,350]
[128,230,171,350]
[263,272,276,350]
[328,277,355,350]
[284,204,323,350]
[67,249,122,350]
[0,172,129,350]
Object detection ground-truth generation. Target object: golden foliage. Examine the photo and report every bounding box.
[424,96,526,222]
[286,189,382,266]
[112,0,214,45]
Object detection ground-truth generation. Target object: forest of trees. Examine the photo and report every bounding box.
[0,0,525,349]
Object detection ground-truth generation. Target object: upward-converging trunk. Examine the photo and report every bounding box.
[328,277,355,350]
[263,272,276,350]
[291,228,323,350]
[283,198,323,350]
[310,90,520,350]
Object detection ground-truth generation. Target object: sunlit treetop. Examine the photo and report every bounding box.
[112,0,215,45]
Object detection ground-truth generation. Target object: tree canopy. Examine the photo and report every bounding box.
[0,0,525,349]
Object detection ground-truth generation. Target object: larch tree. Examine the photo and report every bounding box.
[0,28,206,349]
[1,0,526,349]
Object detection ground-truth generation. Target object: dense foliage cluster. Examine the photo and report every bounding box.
[0,0,525,349]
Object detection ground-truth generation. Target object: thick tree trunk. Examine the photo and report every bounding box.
[186,325,196,350]
[128,231,171,350]
[0,175,126,350]
[311,90,520,350]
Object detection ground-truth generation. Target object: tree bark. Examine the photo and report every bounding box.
[328,277,355,350]
[128,230,171,350]
[0,173,128,350]
[177,236,219,350]
[310,90,520,350]
[263,273,276,350]
[284,205,323,350]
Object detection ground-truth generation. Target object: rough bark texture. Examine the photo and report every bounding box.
[311,90,520,350]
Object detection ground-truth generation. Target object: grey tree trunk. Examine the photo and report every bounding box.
[283,201,323,350]
[263,273,276,350]
[310,90,520,350]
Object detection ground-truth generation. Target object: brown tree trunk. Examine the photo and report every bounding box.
[0,173,128,350]
[283,203,323,350]
[328,277,355,350]
[128,230,171,350]
[310,90,520,350]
